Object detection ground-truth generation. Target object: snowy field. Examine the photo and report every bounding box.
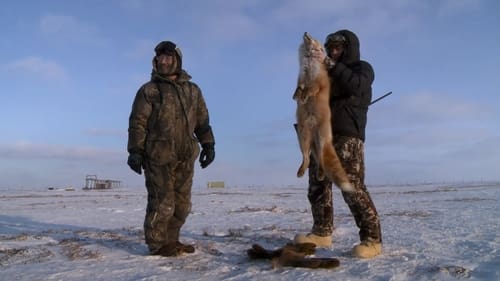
[1,182,499,281]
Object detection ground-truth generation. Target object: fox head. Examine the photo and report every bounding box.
[298,32,325,83]
[301,32,325,58]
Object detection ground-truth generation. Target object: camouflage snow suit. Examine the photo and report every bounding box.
[128,71,215,253]
[306,29,382,243]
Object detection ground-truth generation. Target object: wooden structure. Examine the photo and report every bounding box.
[83,175,121,190]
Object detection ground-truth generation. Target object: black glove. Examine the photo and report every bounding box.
[199,143,215,169]
[127,153,143,175]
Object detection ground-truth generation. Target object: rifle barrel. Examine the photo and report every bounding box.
[370,91,392,106]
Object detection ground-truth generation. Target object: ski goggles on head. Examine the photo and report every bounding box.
[325,34,346,46]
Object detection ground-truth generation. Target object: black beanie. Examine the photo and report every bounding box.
[154,41,177,56]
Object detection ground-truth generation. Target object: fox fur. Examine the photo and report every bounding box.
[293,32,353,192]
[247,242,340,269]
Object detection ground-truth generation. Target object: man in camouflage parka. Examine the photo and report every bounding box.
[127,41,215,257]
[294,30,382,258]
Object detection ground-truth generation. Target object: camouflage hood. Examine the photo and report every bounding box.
[325,29,360,65]
[151,69,192,83]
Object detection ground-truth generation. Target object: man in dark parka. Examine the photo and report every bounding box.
[294,30,382,258]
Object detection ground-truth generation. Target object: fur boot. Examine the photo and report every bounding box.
[293,233,332,248]
[352,241,382,258]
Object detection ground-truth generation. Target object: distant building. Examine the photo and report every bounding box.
[83,175,121,190]
[207,181,225,188]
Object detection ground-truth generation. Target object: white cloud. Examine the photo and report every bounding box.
[0,142,123,163]
[123,39,155,60]
[119,0,167,12]
[3,56,68,83]
[270,0,424,36]
[368,91,495,151]
[199,12,258,43]
[370,91,491,129]
[365,89,499,184]
[0,141,133,189]
[437,0,482,17]
[39,15,107,46]
[402,92,487,123]
[272,0,357,20]
[173,1,264,45]
[83,128,126,138]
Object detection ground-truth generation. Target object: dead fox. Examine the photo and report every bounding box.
[293,32,353,192]
[247,243,340,269]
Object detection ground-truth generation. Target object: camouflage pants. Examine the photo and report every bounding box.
[143,160,194,253]
[307,135,382,243]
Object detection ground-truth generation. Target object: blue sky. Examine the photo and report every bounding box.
[1,0,499,189]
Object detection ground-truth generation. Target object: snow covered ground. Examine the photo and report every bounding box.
[1,182,499,281]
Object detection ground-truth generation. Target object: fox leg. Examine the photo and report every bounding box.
[308,83,321,98]
[314,139,326,181]
[315,119,353,192]
[293,74,307,102]
[293,86,303,101]
[317,160,325,181]
[321,143,353,192]
[314,124,330,181]
[297,123,312,178]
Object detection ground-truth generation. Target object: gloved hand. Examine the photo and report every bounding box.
[311,47,327,62]
[311,48,335,68]
[199,143,215,169]
[127,153,143,175]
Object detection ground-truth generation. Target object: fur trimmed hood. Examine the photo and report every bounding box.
[325,29,360,65]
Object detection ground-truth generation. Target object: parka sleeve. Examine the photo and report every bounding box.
[330,61,374,98]
[193,84,215,145]
[127,86,152,154]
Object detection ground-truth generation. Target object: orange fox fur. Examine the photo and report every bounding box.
[293,32,353,192]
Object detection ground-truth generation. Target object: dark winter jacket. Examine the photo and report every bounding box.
[128,70,215,165]
[326,30,373,142]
